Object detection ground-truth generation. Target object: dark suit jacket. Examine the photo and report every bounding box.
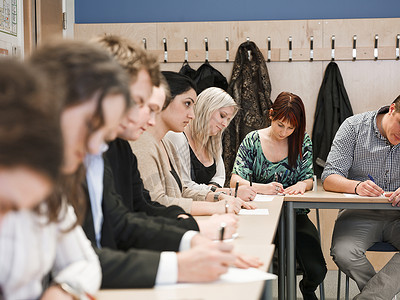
[105,138,199,231]
[82,160,188,289]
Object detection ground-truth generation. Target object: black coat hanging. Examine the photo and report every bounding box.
[312,61,353,178]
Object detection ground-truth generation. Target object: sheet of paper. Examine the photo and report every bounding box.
[218,267,277,283]
[342,193,385,198]
[156,268,277,289]
[253,194,275,202]
[238,208,269,215]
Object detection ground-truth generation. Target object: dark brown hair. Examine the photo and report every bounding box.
[29,40,131,224]
[392,95,400,112]
[0,58,63,207]
[269,92,306,168]
[161,71,196,110]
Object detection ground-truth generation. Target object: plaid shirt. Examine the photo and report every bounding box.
[322,106,400,192]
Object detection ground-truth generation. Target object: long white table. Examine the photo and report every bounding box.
[96,198,284,300]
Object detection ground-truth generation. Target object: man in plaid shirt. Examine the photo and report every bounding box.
[322,95,400,300]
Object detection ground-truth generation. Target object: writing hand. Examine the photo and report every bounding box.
[356,180,384,196]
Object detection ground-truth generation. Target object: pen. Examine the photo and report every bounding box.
[234,181,239,197]
[368,174,375,183]
[249,173,253,186]
[219,222,226,241]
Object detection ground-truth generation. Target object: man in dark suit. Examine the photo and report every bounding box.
[83,152,237,288]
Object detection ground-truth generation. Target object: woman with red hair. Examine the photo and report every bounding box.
[231,92,326,300]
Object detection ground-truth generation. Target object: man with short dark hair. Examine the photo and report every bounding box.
[322,95,400,299]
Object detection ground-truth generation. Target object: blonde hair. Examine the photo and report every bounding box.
[189,87,238,159]
[93,35,160,87]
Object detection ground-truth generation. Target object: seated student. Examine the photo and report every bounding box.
[322,96,400,300]
[231,92,327,300]
[165,87,256,201]
[131,71,256,215]
[0,40,126,299]
[96,35,237,239]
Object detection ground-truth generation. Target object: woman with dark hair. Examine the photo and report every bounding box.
[131,71,255,217]
[231,92,327,300]
[0,41,130,300]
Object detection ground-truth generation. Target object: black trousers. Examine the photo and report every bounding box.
[275,214,327,300]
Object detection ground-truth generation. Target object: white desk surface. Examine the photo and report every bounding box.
[96,198,283,300]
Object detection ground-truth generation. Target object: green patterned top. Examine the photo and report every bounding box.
[232,130,314,214]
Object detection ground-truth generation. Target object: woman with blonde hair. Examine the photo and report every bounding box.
[166,87,256,200]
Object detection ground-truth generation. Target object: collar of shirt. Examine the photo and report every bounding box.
[373,105,390,142]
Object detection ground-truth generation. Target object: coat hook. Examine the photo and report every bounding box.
[352,35,357,61]
[267,37,271,62]
[288,36,292,62]
[331,35,335,61]
[246,37,251,60]
[163,38,168,63]
[204,37,209,62]
[310,36,314,61]
[225,37,229,62]
[184,37,188,63]
[142,38,147,50]
[374,34,379,60]
[396,34,400,60]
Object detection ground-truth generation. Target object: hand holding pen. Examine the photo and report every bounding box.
[354,174,384,197]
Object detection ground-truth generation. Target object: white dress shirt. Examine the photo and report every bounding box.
[0,205,101,300]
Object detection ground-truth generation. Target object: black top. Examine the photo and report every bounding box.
[169,162,183,192]
[189,145,216,185]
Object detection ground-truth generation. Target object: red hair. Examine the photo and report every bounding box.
[269,92,306,168]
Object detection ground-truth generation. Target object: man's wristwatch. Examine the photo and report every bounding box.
[210,186,217,192]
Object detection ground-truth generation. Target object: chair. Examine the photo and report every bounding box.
[315,209,325,300]
[336,242,398,300]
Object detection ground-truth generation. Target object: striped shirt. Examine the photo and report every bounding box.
[322,106,400,192]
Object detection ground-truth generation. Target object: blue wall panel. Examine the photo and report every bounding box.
[75,0,400,24]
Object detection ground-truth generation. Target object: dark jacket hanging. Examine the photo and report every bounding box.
[222,41,272,186]
[312,61,353,178]
[180,61,228,94]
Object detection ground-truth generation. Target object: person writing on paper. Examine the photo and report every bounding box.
[165,87,256,201]
[98,35,237,239]
[131,71,255,215]
[322,95,400,300]
[0,41,125,299]
[231,92,326,300]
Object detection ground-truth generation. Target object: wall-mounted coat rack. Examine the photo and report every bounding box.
[75,18,400,63]
[139,32,400,63]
